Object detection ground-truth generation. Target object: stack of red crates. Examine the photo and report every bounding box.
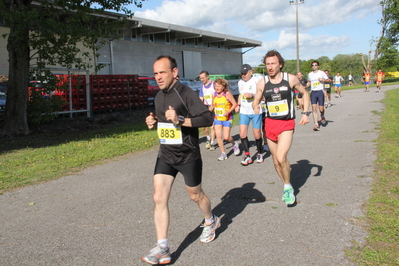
[135,77,148,107]
[30,74,149,113]
[90,74,148,112]
[52,75,87,111]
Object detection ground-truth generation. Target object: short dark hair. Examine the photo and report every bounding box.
[262,50,285,70]
[156,55,177,70]
[311,61,319,66]
[200,70,209,76]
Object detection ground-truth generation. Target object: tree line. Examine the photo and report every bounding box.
[254,52,399,82]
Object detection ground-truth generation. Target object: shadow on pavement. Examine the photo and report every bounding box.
[170,182,265,264]
[290,159,322,196]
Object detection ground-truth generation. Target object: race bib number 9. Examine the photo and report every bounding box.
[267,99,289,117]
[157,122,183,145]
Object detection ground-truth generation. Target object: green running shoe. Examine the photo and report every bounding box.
[282,187,295,205]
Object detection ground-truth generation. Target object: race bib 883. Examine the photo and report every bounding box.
[157,122,183,144]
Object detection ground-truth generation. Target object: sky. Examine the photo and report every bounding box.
[127,0,383,67]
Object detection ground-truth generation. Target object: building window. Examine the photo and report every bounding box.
[149,34,154,42]
[131,29,137,40]
[165,33,170,43]
[182,39,186,46]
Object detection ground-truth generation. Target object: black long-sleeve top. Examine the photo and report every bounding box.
[154,80,213,165]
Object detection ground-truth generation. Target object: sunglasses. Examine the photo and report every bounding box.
[311,64,319,67]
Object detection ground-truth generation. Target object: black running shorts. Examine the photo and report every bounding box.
[154,157,203,187]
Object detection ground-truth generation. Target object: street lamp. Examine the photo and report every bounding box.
[289,0,304,73]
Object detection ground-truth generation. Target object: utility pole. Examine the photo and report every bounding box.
[289,0,304,73]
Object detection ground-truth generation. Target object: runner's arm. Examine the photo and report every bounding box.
[226,91,238,116]
[290,74,310,125]
[252,78,265,114]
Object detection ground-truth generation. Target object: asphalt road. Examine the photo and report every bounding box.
[0,85,395,266]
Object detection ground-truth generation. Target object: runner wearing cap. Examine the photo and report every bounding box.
[236,64,264,165]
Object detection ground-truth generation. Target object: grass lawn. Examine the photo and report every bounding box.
[347,85,399,265]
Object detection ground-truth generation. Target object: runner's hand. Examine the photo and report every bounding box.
[298,115,309,125]
[165,106,178,124]
[146,112,157,129]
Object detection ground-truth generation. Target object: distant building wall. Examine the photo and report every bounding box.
[98,39,243,79]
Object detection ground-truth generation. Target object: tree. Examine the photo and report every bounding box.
[331,54,364,77]
[369,0,399,72]
[375,38,399,71]
[381,0,399,46]
[0,0,145,136]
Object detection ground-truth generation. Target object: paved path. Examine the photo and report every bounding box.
[1,86,395,265]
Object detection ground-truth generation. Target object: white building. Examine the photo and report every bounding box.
[0,12,262,79]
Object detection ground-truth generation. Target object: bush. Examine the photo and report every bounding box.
[27,90,67,126]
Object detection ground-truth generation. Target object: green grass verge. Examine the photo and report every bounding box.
[347,87,399,265]
[0,120,158,193]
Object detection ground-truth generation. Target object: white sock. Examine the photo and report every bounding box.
[157,239,168,249]
[205,215,215,225]
[206,135,211,141]
[284,183,292,189]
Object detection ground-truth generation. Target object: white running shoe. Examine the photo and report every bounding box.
[218,153,227,161]
[200,215,221,243]
[241,155,253,166]
[256,153,264,163]
[233,142,240,156]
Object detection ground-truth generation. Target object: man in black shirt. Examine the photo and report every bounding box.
[143,55,220,265]
[323,70,333,108]
[296,71,308,111]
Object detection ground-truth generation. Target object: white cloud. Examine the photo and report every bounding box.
[134,0,382,65]
[136,0,379,35]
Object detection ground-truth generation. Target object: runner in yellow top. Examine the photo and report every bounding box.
[210,78,240,161]
[363,71,371,92]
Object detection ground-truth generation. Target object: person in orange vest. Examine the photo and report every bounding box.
[363,71,371,92]
[375,69,385,92]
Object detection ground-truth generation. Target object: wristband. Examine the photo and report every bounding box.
[178,115,185,125]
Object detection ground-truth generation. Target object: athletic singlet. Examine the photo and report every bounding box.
[333,76,343,84]
[200,81,215,106]
[364,73,371,82]
[238,76,261,114]
[263,72,295,120]
[213,92,233,121]
[324,75,333,89]
[308,70,328,91]
[376,72,384,82]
